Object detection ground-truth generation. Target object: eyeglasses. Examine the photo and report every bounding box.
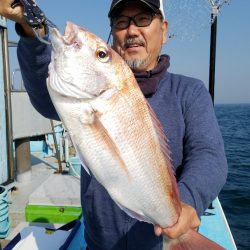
[111,12,160,30]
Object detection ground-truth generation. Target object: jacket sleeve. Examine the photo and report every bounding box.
[17,33,60,120]
[178,81,228,217]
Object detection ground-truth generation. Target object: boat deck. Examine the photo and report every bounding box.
[200,198,237,249]
[0,152,81,248]
[0,153,237,249]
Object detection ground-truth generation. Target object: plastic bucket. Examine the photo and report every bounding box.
[68,157,81,178]
[0,185,11,238]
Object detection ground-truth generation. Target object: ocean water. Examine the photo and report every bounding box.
[215,104,250,250]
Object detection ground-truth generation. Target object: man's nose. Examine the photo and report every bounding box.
[126,21,140,36]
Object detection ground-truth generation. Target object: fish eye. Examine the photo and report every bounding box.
[99,51,106,58]
[96,47,111,63]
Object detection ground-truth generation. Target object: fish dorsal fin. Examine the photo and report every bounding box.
[146,102,181,205]
[146,102,172,169]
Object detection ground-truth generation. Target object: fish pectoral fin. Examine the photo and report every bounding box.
[163,229,225,250]
[90,88,119,114]
[79,103,96,125]
[91,116,130,177]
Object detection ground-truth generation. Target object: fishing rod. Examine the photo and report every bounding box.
[208,0,230,104]
[11,0,57,44]
[10,1,63,173]
[209,4,218,105]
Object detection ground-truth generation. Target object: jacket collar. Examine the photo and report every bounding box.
[135,55,170,97]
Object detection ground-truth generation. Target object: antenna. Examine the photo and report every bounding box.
[208,0,230,104]
[163,0,230,102]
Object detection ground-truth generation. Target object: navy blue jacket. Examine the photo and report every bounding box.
[17,35,228,250]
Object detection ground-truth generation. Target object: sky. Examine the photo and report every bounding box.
[5,0,250,104]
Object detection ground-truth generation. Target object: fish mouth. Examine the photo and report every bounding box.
[51,22,84,46]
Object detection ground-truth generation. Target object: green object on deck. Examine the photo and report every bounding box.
[25,204,82,224]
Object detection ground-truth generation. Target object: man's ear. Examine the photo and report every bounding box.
[162,20,168,44]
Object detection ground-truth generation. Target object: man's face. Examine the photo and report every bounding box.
[111,2,168,73]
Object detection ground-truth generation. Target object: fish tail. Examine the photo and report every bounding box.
[162,229,225,250]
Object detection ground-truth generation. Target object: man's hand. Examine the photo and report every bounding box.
[154,202,200,239]
[0,0,41,37]
[0,0,25,23]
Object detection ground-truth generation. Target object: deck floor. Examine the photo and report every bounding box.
[0,153,81,248]
[0,153,236,250]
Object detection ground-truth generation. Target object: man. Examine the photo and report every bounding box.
[0,0,228,249]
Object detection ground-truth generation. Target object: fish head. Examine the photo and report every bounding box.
[48,22,133,100]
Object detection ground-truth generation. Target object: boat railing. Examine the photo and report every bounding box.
[11,68,26,92]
